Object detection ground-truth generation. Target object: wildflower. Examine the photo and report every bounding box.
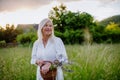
[50,59,73,73]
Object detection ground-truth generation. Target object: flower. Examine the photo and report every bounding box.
[50,59,73,73]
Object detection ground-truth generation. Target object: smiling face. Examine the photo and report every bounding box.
[42,21,53,37]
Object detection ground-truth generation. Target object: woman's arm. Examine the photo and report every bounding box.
[31,40,38,65]
[55,37,68,65]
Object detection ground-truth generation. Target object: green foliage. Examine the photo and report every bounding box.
[105,22,120,33]
[0,24,21,43]
[0,27,4,41]
[55,29,83,44]
[49,4,95,44]
[0,40,6,48]
[105,22,120,42]
[49,4,120,44]
[16,32,37,46]
[54,31,64,40]
[90,21,120,43]
[63,29,83,44]
[0,47,36,80]
[91,24,105,43]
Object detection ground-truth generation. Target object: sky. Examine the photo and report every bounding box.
[0,0,120,27]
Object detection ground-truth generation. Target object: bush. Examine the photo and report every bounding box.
[0,40,6,48]
[55,29,83,44]
[16,32,37,46]
[0,24,22,43]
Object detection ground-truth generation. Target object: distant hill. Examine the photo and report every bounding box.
[99,15,120,26]
[16,24,38,32]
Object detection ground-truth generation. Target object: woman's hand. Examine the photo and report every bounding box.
[36,60,44,66]
[41,62,51,74]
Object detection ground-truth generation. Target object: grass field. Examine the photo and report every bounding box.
[0,44,120,80]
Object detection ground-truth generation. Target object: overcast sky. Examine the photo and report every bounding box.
[0,0,120,27]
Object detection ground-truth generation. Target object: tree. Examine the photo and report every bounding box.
[0,24,22,43]
[49,4,95,44]
[105,22,120,33]
[49,4,67,32]
[0,26,4,41]
[104,22,120,43]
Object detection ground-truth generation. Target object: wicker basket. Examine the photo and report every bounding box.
[40,61,57,80]
[40,68,57,80]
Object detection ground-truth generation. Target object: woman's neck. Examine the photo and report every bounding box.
[42,35,49,42]
[42,35,50,48]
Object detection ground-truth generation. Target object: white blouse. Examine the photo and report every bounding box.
[31,37,68,80]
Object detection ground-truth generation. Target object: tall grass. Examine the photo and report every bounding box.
[65,44,120,80]
[0,44,120,80]
[0,47,36,80]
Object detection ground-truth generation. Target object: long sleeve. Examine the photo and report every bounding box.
[55,37,68,64]
[31,40,38,64]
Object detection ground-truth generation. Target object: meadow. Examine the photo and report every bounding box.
[0,44,120,80]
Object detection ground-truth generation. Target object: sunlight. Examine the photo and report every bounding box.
[0,8,33,27]
[0,1,58,28]
[0,9,45,27]
[0,0,119,28]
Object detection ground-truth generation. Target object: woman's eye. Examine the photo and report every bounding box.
[45,25,47,27]
[49,25,52,27]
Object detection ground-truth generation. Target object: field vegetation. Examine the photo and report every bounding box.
[0,44,120,80]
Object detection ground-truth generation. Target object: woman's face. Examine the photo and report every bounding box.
[42,21,53,37]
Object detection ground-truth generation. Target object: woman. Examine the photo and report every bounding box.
[31,18,68,80]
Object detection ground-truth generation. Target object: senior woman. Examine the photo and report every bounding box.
[31,18,68,80]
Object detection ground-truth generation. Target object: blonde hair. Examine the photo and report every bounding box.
[37,18,55,41]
